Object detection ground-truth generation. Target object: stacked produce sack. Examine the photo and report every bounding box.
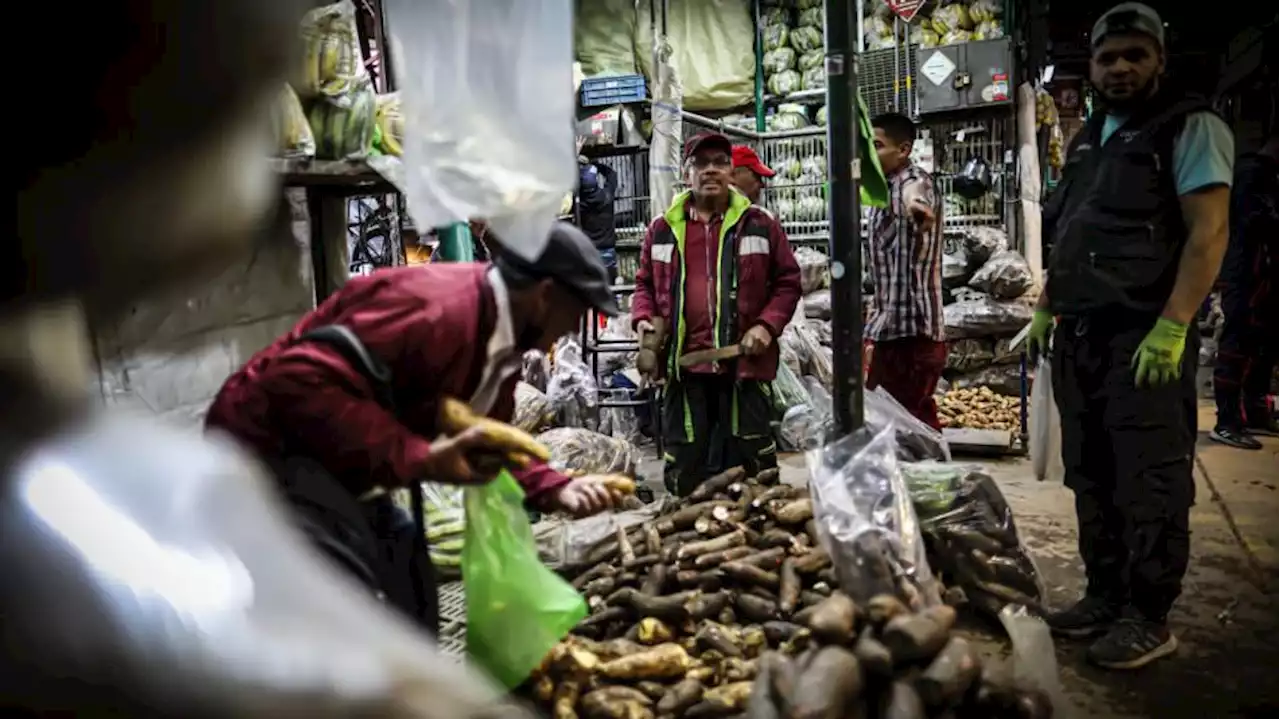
[523,455,1057,718]
[283,1,380,161]
[939,226,1035,428]
[760,0,824,99]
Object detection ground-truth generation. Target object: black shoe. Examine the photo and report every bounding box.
[1086,617,1178,670]
[1045,596,1121,638]
[1210,425,1264,450]
[1244,414,1279,437]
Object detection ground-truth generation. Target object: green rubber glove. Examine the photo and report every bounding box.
[1027,310,1054,363]
[1131,318,1188,388]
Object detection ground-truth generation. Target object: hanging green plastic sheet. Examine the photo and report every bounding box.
[463,470,587,689]
[823,93,890,209]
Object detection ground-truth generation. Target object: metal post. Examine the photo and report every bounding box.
[753,0,767,132]
[823,0,864,434]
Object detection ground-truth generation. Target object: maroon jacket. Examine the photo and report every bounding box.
[632,190,801,381]
[205,264,569,505]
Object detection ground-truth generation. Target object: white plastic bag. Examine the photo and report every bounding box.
[386,0,575,261]
[1029,358,1063,482]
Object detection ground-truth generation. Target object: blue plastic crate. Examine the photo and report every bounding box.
[581,74,647,107]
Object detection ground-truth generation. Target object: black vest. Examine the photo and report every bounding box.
[1044,91,1212,318]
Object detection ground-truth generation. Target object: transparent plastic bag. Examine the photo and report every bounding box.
[803,289,832,320]
[998,606,1071,719]
[390,0,575,262]
[766,69,801,96]
[944,296,1034,339]
[419,482,466,579]
[546,337,597,428]
[960,226,1009,265]
[308,81,378,160]
[1030,358,1064,483]
[762,47,797,74]
[598,388,640,443]
[374,92,404,157]
[298,1,369,104]
[513,381,556,433]
[781,379,833,451]
[946,338,996,373]
[596,314,637,377]
[522,350,551,393]
[772,361,811,414]
[865,386,952,462]
[789,25,824,52]
[274,84,316,158]
[806,425,942,608]
[970,249,1034,300]
[793,246,830,294]
[536,427,639,477]
[903,463,1045,618]
[762,23,790,51]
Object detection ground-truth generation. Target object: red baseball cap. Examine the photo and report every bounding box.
[732,145,775,178]
[683,131,733,161]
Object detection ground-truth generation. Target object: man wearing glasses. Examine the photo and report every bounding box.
[633,132,802,496]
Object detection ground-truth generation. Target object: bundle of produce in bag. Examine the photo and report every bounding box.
[514,381,557,434]
[523,350,551,392]
[522,461,1056,719]
[307,80,377,160]
[373,91,404,157]
[904,463,1045,618]
[547,337,598,428]
[297,0,369,102]
[420,482,466,580]
[969,249,1034,300]
[538,427,639,478]
[273,84,316,159]
[944,293,1033,340]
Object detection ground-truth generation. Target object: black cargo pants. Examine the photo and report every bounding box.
[1051,315,1199,622]
[663,373,778,497]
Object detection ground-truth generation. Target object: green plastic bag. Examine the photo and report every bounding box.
[463,471,587,689]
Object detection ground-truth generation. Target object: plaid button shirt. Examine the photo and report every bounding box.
[865,163,946,342]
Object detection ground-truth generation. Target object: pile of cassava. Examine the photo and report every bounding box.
[525,467,1053,719]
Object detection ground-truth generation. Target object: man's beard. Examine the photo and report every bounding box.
[1098,75,1159,113]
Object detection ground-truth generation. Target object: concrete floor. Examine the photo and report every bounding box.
[642,401,1279,718]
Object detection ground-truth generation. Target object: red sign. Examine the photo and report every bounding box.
[882,0,926,22]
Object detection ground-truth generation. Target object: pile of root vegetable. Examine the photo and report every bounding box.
[937,387,1020,431]
[525,466,1053,719]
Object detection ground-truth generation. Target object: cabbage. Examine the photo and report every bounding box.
[796,0,821,9]
[763,47,797,74]
[761,7,789,26]
[919,28,941,47]
[797,8,823,28]
[780,157,804,180]
[767,70,801,97]
[763,23,790,51]
[939,30,972,45]
[797,196,826,220]
[802,66,826,91]
[768,103,810,131]
[815,106,828,126]
[800,156,827,179]
[773,198,797,221]
[865,17,894,40]
[798,50,825,71]
[866,33,896,50]
[789,26,823,53]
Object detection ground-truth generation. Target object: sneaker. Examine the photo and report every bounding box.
[1086,617,1179,670]
[1210,425,1264,450]
[1045,596,1121,638]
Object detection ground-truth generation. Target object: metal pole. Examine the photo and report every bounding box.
[823,0,864,434]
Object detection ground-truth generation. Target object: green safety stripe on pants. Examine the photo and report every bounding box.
[683,391,694,443]
[663,452,677,465]
[732,385,740,437]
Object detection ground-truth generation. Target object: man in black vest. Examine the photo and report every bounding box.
[1027,3,1234,670]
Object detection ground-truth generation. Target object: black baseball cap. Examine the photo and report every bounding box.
[493,221,619,317]
[684,132,733,161]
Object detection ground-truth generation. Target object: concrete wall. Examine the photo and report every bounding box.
[93,191,316,428]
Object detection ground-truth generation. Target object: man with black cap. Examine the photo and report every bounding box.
[633,131,802,496]
[205,221,625,632]
[1027,2,1234,669]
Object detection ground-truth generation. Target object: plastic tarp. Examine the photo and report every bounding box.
[575,0,639,76]
[387,0,576,262]
[649,29,684,214]
[636,0,755,111]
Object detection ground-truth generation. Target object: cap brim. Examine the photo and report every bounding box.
[756,165,777,178]
[588,291,620,317]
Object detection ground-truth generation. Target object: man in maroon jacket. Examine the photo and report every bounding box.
[634,132,802,496]
[206,222,623,630]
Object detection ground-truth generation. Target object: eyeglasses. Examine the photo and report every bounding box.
[689,155,731,169]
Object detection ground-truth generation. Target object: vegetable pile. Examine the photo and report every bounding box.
[524,465,1052,718]
[937,387,1020,431]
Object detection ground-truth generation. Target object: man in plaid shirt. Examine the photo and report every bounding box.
[865,113,947,429]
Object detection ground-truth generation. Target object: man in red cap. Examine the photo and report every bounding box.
[730,145,775,205]
[633,132,802,496]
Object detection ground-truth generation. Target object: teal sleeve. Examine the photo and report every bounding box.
[1172,112,1235,196]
